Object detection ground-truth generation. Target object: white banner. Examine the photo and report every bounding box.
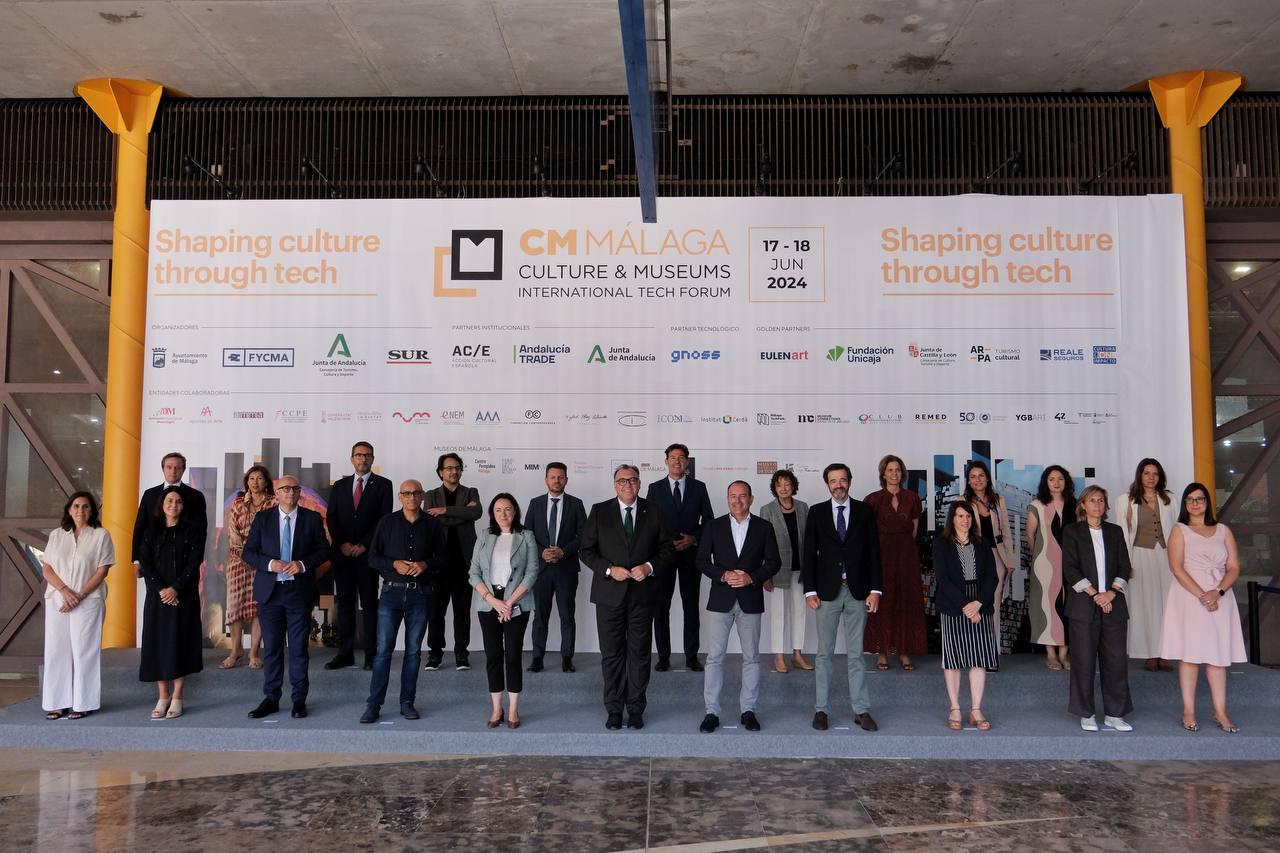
[141,195,1191,653]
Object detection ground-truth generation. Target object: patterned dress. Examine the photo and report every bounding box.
[863,488,928,656]
[940,543,999,669]
[225,493,276,625]
[1027,499,1068,646]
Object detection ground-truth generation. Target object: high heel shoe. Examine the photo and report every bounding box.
[486,714,502,729]
[1213,716,1240,734]
[166,698,184,719]
[792,656,814,671]
[773,656,789,673]
[968,709,992,731]
[507,715,521,730]
[947,707,962,731]
[151,698,171,719]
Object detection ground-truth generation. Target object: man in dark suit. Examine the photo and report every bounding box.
[580,464,674,730]
[695,481,780,733]
[131,451,207,576]
[244,475,330,719]
[424,452,481,671]
[526,462,588,673]
[646,443,715,672]
[803,463,882,732]
[325,441,394,671]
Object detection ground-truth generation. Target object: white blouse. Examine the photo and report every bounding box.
[41,526,116,600]
[491,533,514,589]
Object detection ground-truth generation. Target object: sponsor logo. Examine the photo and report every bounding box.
[825,346,844,362]
[1092,345,1117,365]
[314,333,366,378]
[502,458,518,476]
[617,411,647,427]
[671,349,721,363]
[451,344,496,369]
[1040,348,1085,362]
[1015,413,1046,422]
[233,410,264,419]
[957,412,992,423]
[524,463,542,471]
[320,411,352,423]
[512,409,556,426]
[588,344,656,363]
[828,345,894,365]
[969,345,1021,364]
[192,405,222,425]
[757,461,779,475]
[700,415,748,425]
[514,344,570,364]
[451,230,504,280]
[914,413,948,422]
[223,347,295,368]
[357,410,383,423]
[327,334,351,358]
[566,412,610,425]
[756,413,787,426]
[907,342,958,367]
[657,414,690,423]
[759,350,809,361]
[440,410,466,421]
[152,348,208,367]
[148,405,180,424]
[474,410,501,425]
[857,413,903,424]
[152,348,166,368]
[274,408,308,423]
[473,458,497,475]
[392,411,430,424]
[387,348,432,364]
[797,413,852,425]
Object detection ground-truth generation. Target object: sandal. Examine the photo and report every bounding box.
[1213,716,1239,734]
[900,659,916,671]
[151,698,170,719]
[219,655,243,670]
[248,657,264,670]
[947,707,962,731]
[876,659,890,671]
[45,709,67,721]
[67,710,90,720]
[968,709,992,731]
[166,698,184,719]
[1182,717,1199,732]
[1046,659,1063,672]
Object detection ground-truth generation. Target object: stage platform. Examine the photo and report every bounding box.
[2,648,1276,760]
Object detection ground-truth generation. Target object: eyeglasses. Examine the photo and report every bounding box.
[441,465,463,472]
[399,490,425,497]
[352,452,373,459]
[277,485,301,493]
[614,477,641,486]
[1186,496,1208,505]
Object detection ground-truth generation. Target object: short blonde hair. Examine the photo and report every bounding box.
[1075,485,1109,522]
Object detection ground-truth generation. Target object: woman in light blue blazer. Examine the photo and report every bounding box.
[469,493,540,729]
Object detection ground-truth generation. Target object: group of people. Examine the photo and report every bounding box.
[38,445,1248,735]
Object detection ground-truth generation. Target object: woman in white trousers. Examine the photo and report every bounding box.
[41,491,115,720]
[759,469,811,672]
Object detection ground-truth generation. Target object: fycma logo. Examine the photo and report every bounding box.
[223,347,295,367]
[152,348,167,368]
[434,229,504,297]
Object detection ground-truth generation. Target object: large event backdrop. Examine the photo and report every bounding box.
[137,195,1192,654]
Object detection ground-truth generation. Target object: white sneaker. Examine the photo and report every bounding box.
[1104,716,1133,732]
[1080,716,1099,732]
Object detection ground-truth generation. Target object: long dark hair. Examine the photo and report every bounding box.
[60,491,101,531]
[1035,465,1077,519]
[942,500,976,544]
[963,459,997,506]
[487,493,524,534]
[1127,457,1171,506]
[238,464,276,500]
[1177,482,1217,526]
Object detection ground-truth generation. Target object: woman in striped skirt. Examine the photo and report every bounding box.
[934,500,1000,731]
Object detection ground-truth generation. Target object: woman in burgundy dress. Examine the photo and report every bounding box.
[864,454,928,670]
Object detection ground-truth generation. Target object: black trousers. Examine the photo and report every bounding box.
[478,608,529,693]
[1067,613,1133,718]
[333,556,378,658]
[427,566,473,655]
[654,556,701,659]
[597,590,655,715]
[530,565,579,660]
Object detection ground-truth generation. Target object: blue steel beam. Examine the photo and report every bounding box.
[617,0,657,222]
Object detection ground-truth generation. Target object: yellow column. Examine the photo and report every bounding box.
[75,78,166,648]
[1147,71,1243,494]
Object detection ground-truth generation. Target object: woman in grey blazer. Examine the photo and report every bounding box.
[469,493,540,728]
[759,469,812,672]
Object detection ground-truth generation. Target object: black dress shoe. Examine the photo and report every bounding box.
[687,657,704,672]
[455,652,470,671]
[248,699,279,719]
[324,655,354,670]
[291,701,308,719]
[741,710,761,732]
[699,713,719,733]
[528,658,544,673]
[424,655,442,671]
[812,711,829,731]
[562,657,575,673]
[363,658,374,671]
[655,658,671,672]
[626,713,644,730]
[854,712,879,732]
[400,703,420,720]
[359,705,379,724]
[606,713,623,730]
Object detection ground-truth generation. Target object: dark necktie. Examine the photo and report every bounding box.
[353,475,363,510]
[549,497,560,545]
[836,504,847,542]
[673,480,683,512]
[624,506,634,544]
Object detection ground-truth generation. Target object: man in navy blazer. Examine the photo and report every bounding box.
[325,441,394,671]
[526,462,588,673]
[244,475,330,719]
[695,481,780,733]
[646,443,715,672]
[803,463,882,733]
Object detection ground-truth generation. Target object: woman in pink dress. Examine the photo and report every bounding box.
[864,455,927,670]
[221,465,276,669]
[1159,483,1247,733]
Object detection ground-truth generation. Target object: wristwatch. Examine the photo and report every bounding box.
[1218,588,1227,597]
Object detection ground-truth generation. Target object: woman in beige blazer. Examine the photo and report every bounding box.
[469,493,540,728]
[1118,458,1180,669]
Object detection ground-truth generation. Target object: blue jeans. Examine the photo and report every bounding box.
[365,582,430,709]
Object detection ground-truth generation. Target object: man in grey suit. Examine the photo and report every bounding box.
[580,464,674,730]
[424,452,481,671]
[526,462,588,673]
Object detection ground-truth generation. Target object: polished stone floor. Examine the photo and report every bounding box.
[1,749,1278,852]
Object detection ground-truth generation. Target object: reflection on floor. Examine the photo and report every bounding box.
[1,749,1277,852]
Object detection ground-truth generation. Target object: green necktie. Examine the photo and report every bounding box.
[624,506,634,544]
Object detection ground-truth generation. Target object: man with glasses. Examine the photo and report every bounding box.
[325,441,394,671]
[360,480,446,723]
[244,476,330,720]
[580,464,674,730]
[424,453,482,671]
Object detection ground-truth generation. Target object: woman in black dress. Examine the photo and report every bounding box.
[139,489,206,718]
[934,500,999,731]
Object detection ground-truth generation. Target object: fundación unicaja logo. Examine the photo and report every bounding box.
[826,346,845,362]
